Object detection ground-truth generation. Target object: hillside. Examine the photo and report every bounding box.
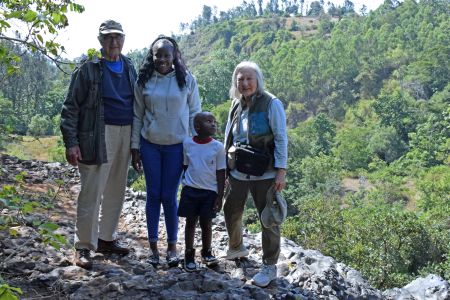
[179,15,325,67]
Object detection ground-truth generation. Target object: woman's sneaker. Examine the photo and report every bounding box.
[166,250,180,268]
[252,264,277,287]
[147,250,160,267]
[201,249,218,267]
[184,248,197,272]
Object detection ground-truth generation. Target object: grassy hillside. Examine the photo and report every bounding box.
[2,136,61,162]
[179,15,329,68]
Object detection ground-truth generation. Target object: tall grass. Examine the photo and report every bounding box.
[2,136,62,162]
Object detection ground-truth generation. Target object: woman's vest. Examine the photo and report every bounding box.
[225,91,276,167]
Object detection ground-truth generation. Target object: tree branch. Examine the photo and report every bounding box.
[0,35,73,75]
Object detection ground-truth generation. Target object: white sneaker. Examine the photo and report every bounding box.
[252,264,277,287]
[222,245,249,260]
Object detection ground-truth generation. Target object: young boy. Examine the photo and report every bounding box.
[177,112,226,272]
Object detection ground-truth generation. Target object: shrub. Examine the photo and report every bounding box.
[334,126,372,170]
[48,137,66,162]
[341,193,432,288]
[129,172,146,191]
[27,114,53,136]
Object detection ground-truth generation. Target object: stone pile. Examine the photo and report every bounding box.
[1,154,449,299]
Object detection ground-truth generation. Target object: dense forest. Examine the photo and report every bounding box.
[1,0,449,290]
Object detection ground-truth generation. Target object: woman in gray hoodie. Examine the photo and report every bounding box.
[131,36,201,267]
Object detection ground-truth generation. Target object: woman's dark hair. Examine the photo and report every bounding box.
[137,35,187,89]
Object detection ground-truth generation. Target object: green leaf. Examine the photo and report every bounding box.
[21,202,34,214]
[49,240,61,250]
[23,10,38,22]
[39,222,58,232]
[51,13,61,24]
[14,173,25,182]
[54,234,67,244]
[9,228,18,237]
[36,34,44,44]
[0,20,11,29]
[0,283,23,300]
[5,11,22,19]
[6,65,18,75]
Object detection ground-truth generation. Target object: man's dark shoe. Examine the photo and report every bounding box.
[97,238,130,255]
[74,249,93,270]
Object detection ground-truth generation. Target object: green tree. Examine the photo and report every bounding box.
[194,49,240,104]
[341,193,433,288]
[201,5,213,25]
[27,114,53,136]
[0,95,16,149]
[368,126,408,163]
[415,165,450,281]
[373,85,417,142]
[334,126,372,170]
[0,0,84,145]
[307,1,324,16]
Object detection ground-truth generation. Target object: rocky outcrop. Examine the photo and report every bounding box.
[1,154,449,299]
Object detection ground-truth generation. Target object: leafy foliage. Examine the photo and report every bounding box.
[27,114,53,136]
[0,0,84,71]
[0,174,68,250]
[0,282,22,300]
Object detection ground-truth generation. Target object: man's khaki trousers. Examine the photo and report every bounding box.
[74,125,131,250]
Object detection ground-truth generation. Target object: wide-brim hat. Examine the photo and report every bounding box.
[261,185,287,228]
[99,19,124,35]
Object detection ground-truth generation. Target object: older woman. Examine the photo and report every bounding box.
[131,36,201,267]
[223,61,287,287]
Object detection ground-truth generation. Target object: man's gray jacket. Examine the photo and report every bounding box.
[60,54,137,165]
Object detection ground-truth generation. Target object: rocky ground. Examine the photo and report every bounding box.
[0,154,449,300]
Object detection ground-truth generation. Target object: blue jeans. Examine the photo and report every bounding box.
[140,138,183,244]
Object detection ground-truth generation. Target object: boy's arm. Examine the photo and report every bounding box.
[214,169,226,212]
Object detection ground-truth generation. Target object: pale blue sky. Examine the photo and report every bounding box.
[58,0,384,59]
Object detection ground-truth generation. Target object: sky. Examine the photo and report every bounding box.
[58,0,384,59]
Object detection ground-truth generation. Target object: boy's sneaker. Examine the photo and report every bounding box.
[252,264,277,288]
[201,248,218,267]
[222,244,249,260]
[184,248,197,272]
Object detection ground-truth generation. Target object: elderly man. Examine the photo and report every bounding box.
[60,20,137,269]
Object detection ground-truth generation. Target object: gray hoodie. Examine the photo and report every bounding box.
[131,70,201,148]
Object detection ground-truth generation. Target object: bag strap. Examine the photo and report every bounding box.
[227,99,241,149]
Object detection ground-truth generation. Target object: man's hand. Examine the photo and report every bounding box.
[131,149,142,172]
[274,168,286,191]
[66,145,82,166]
[213,196,223,213]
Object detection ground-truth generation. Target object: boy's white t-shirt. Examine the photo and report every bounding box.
[182,137,226,193]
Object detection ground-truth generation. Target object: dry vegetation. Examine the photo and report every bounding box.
[2,136,59,162]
